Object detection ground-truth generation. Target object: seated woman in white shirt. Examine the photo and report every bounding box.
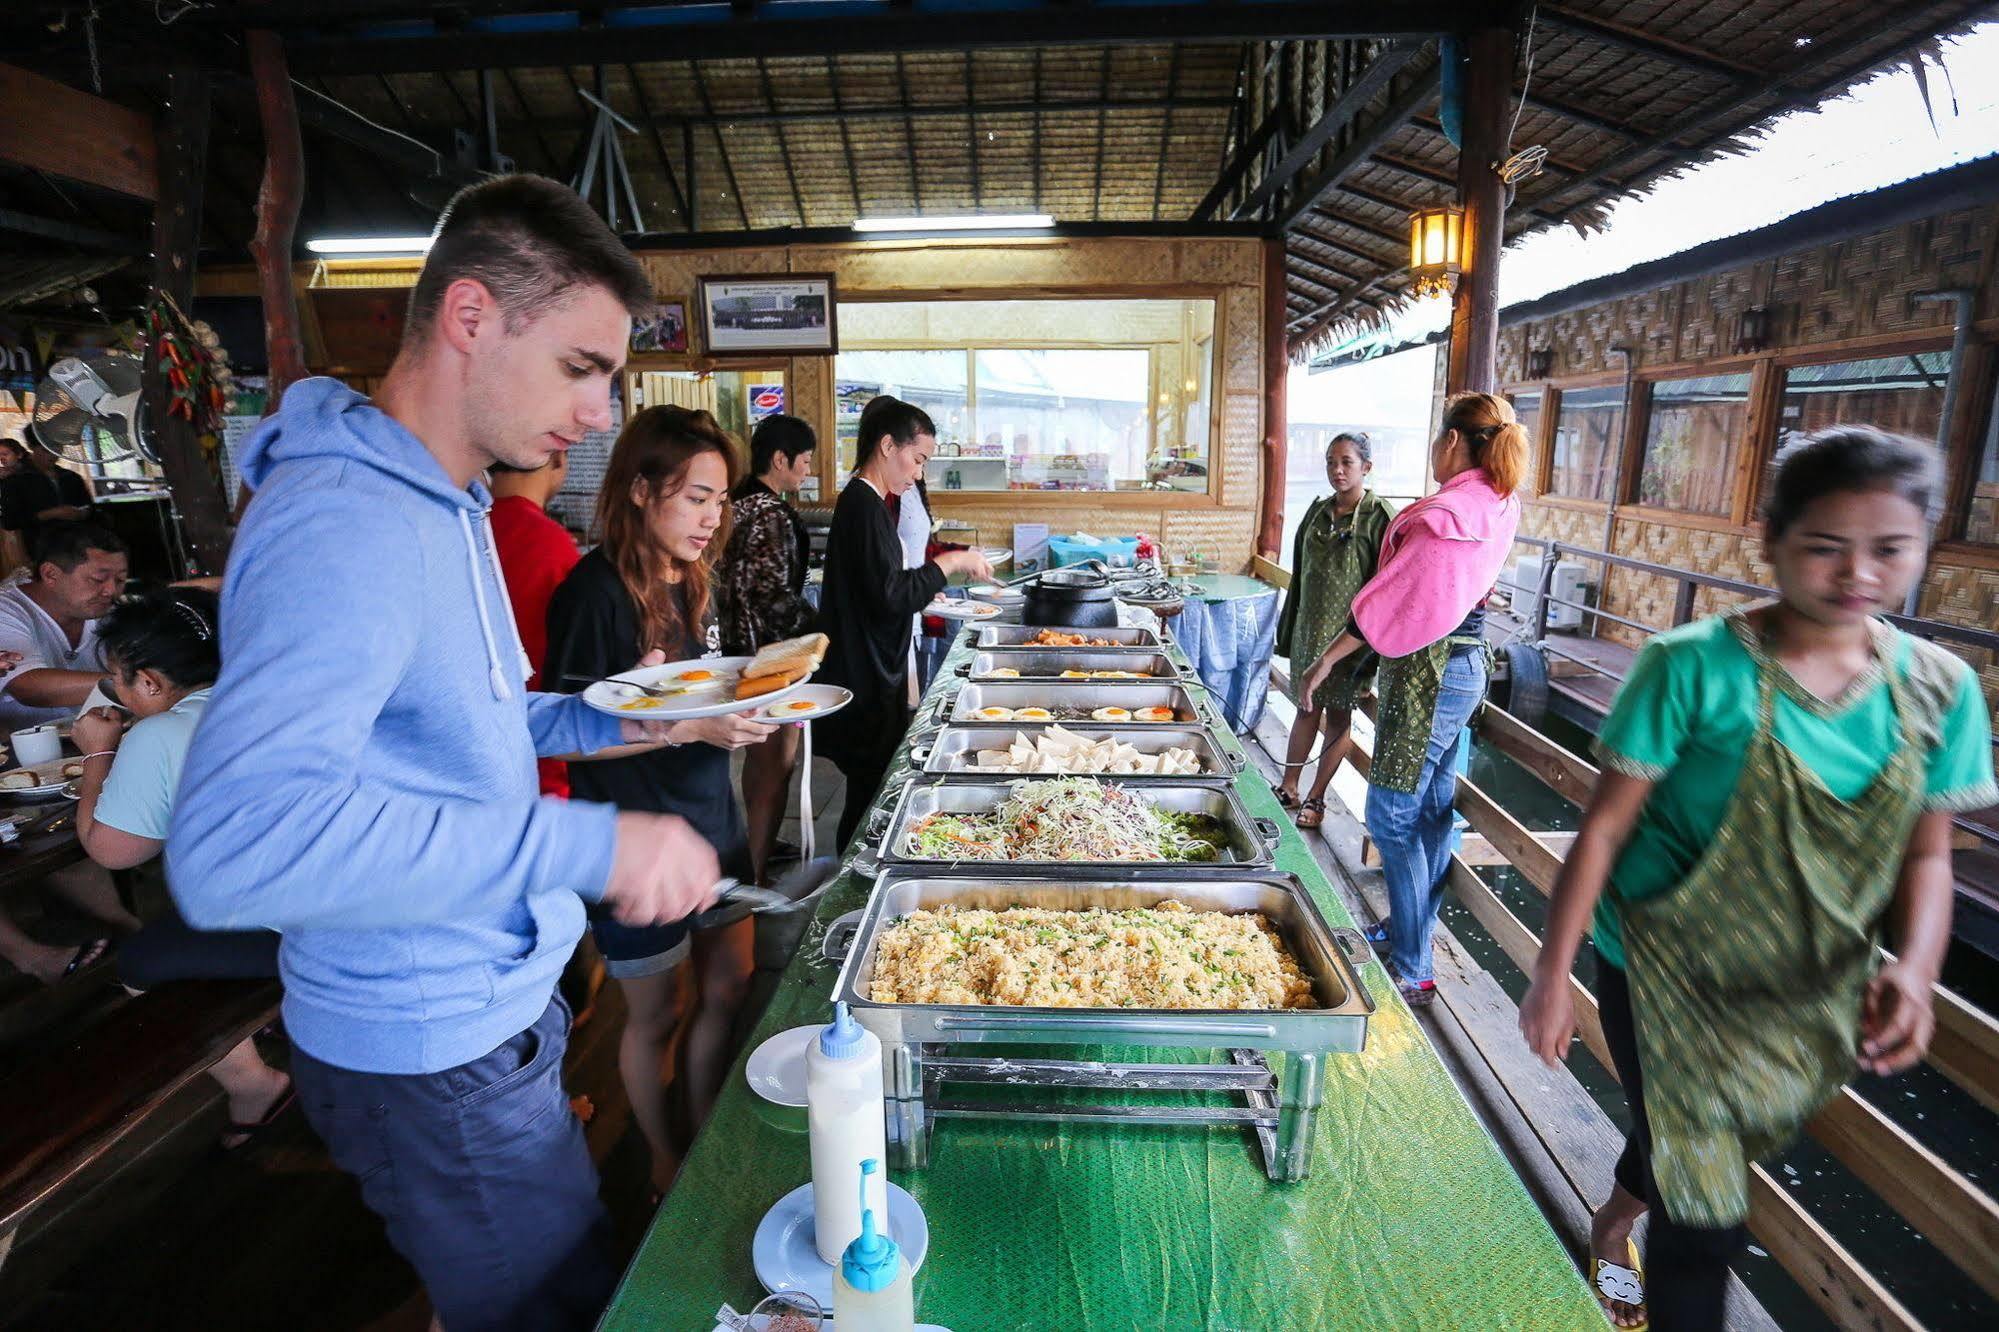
[73,588,291,1149]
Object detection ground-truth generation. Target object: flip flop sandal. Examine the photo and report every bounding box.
[1296,798,1326,829]
[1388,966,1437,1008]
[62,937,112,980]
[1273,788,1300,811]
[1591,1240,1649,1331]
[1360,921,1391,950]
[221,1081,297,1152]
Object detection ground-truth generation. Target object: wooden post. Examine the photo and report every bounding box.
[1258,236,1288,560]
[143,68,234,575]
[247,28,308,412]
[1446,27,1512,395]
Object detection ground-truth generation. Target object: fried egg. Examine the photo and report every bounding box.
[986,667,1021,678]
[1133,706,1176,722]
[771,699,819,717]
[973,706,1015,721]
[1013,707,1053,721]
[1090,706,1132,722]
[618,697,665,711]
[675,669,717,683]
[1060,670,1091,679]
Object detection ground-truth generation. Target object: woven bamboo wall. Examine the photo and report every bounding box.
[635,235,1265,571]
[1497,205,1999,382]
[1495,200,1999,715]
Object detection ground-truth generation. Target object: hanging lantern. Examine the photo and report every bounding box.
[1408,204,1465,300]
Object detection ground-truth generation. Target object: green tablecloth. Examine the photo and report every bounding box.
[602,634,1602,1331]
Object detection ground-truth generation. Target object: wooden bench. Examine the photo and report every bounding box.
[0,979,282,1246]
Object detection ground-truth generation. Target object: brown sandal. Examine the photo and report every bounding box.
[1296,798,1326,829]
[1274,787,1300,811]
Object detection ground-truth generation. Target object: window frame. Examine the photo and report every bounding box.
[1538,372,1630,509]
[832,292,1224,505]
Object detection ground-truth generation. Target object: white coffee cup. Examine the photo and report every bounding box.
[10,725,62,767]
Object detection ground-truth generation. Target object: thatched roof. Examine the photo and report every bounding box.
[2,1,1989,359]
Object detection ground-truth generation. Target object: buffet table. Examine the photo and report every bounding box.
[601,627,1602,1331]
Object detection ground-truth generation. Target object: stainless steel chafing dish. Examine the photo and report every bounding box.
[940,680,1210,728]
[910,723,1242,782]
[958,648,1180,682]
[833,870,1375,1181]
[974,624,1163,649]
[868,778,1278,873]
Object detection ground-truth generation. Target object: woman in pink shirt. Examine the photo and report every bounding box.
[1301,392,1527,1004]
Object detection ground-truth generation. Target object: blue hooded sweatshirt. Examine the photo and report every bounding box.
[168,378,628,1074]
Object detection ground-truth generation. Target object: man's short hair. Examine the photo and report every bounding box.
[30,520,125,573]
[749,414,817,476]
[404,174,655,338]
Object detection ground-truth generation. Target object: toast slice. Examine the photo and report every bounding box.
[743,632,828,682]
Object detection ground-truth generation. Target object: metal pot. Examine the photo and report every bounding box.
[1022,567,1118,628]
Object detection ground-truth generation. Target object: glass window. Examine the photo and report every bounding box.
[1779,352,1948,444]
[1637,372,1751,515]
[1507,389,1542,492]
[1968,397,1998,545]
[1550,385,1624,501]
[833,298,1216,492]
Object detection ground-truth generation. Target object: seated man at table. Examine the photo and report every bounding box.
[0,520,127,732]
[0,520,138,984]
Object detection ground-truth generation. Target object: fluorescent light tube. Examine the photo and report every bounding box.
[852,214,1055,232]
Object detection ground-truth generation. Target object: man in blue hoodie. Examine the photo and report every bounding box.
[168,176,720,1331]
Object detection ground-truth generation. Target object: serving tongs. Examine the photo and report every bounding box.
[710,856,839,914]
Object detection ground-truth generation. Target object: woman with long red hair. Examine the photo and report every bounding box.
[545,405,774,1199]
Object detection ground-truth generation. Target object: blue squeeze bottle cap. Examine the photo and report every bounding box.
[818,1000,870,1060]
[840,1159,901,1293]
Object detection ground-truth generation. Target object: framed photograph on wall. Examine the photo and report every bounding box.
[698,274,838,356]
[630,301,688,354]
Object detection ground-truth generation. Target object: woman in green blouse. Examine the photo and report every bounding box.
[1274,431,1393,828]
[1519,427,1995,1331]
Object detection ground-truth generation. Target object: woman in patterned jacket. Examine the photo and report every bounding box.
[718,413,818,881]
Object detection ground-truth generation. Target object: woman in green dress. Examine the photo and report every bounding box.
[1518,427,1995,1332]
[1273,432,1393,828]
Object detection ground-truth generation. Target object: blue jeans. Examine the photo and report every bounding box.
[1365,647,1487,984]
[292,996,615,1331]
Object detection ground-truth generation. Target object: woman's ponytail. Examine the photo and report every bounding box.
[1441,391,1532,499]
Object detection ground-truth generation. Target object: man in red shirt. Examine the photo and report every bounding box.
[488,453,582,795]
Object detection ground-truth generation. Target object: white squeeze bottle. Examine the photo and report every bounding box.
[834,1159,915,1331]
[806,1001,887,1265]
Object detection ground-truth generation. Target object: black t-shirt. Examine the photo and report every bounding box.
[811,478,945,765]
[0,467,89,537]
[543,547,748,874]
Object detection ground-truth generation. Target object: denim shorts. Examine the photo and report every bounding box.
[587,912,691,980]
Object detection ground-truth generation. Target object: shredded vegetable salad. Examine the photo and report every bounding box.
[904,778,1227,862]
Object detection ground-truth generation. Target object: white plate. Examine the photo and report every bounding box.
[925,598,1002,620]
[0,760,85,800]
[753,1182,928,1309]
[707,1312,947,1320]
[582,656,811,721]
[759,684,853,724]
[745,1025,820,1106]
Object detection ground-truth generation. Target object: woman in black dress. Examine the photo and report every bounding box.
[545,405,774,1197]
[814,396,989,849]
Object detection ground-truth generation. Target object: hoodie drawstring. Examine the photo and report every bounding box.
[459,508,517,701]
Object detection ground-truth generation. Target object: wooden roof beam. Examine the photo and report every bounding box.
[249,3,1484,75]
[1538,3,1765,87]
[1230,40,1420,221]
[1272,65,1439,233]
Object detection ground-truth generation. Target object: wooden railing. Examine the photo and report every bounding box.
[1244,556,1999,1329]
